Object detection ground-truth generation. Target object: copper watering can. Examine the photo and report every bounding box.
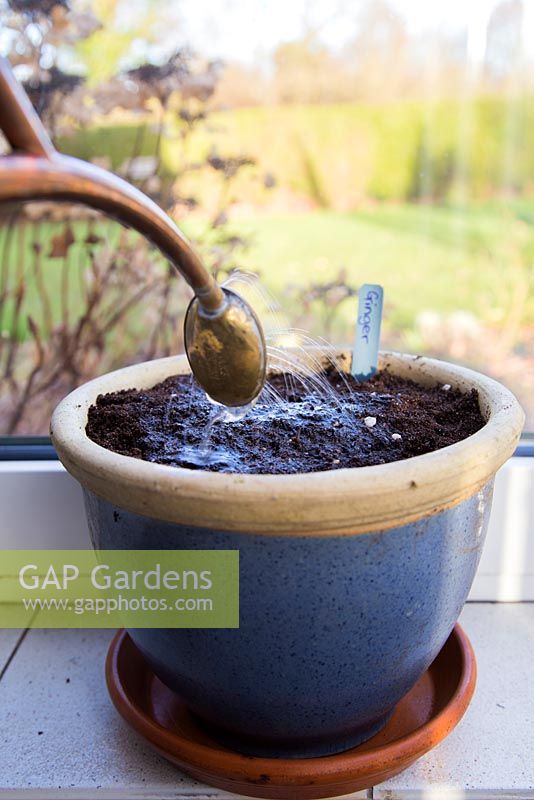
[0,57,266,407]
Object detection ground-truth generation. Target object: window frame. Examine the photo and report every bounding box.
[1,434,533,461]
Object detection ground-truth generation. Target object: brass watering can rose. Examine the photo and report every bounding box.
[0,57,266,407]
[185,289,265,408]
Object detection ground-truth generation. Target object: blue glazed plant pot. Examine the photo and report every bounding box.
[51,351,524,758]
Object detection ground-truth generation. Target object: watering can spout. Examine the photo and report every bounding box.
[0,57,266,406]
[0,56,223,310]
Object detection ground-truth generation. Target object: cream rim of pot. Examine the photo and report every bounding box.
[50,350,524,536]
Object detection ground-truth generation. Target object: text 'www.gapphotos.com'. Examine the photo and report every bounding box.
[22,595,214,615]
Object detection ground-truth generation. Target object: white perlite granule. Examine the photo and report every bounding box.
[442,384,451,391]
[392,433,402,440]
[364,416,377,428]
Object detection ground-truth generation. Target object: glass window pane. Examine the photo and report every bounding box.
[1,0,532,435]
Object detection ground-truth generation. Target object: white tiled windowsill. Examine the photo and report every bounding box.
[0,603,532,799]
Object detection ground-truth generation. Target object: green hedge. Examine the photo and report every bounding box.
[60,97,534,209]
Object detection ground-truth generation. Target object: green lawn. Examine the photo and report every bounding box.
[1,199,533,343]
[184,199,534,340]
[0,218,127,340]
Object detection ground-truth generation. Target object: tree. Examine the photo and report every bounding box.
[343,0,412,101]
[74,0,159,84]
[484,0,525,84]
[273,37,353,104]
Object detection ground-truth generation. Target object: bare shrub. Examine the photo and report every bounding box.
[0,0,259,433]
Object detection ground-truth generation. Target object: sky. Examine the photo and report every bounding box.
[161,0,534,65]
[3,0,532,75]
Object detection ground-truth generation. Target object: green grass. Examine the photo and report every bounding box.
[183,199,534,339]
[0,219,149,340]
[1,199,533,344]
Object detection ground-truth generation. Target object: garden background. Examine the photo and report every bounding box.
[0,0,533,432]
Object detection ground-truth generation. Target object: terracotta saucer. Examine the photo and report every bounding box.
[106,625,476,799]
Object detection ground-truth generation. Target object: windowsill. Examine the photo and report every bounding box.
[0,603,532,798]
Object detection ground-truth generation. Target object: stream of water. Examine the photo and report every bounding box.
[163,271,355,470]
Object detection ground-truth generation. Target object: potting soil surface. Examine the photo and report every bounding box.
[86,367,485,474]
